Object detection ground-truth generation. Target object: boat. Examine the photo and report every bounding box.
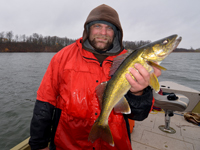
[130,81,200,150]
[11,81,200,150]
[10,137,30,150]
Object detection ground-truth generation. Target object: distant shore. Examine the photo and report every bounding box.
[173,49,200,53]
[0,42,199,53]
[1,32,199,53]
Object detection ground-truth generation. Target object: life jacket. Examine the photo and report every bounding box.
[37,38,132,150]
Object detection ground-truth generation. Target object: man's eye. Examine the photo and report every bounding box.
[94,25,100,28]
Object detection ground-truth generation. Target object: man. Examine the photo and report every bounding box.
[29,4,161,150]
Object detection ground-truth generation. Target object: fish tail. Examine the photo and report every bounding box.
[88,120,114,147]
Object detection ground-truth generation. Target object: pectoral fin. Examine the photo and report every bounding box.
[95,82,107,109]
[114,97,131,114]
[149,73,160,93]
[148,61,167,71]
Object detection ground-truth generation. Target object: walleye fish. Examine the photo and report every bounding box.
[88,34,182,146]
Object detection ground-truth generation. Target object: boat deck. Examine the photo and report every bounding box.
[10,111,200,150]
[131,111,200,150]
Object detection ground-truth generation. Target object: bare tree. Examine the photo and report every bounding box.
[6,31,13,42]
[38,34,43,44]
[15,35,19,42]
[0,32,4,43]
[21,34,26,42]
[32,33,39,44]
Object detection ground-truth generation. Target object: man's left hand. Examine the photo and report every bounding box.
[125,63,161,96]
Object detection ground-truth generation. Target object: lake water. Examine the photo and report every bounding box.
[0,52,199,149]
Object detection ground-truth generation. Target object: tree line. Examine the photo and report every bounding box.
[0,31,75,46]
[0,31,199,52]
[0,31,151,52]
[0,31,77,52]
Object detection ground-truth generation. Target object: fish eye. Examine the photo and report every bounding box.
[163,40,168,44]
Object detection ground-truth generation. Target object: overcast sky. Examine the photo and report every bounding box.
[1,0,199,49]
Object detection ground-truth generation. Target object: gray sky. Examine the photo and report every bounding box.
[1,0,199,49]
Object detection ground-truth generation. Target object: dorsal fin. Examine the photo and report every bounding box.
[110,50,133,76]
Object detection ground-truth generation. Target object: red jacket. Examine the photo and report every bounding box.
[29,38,154,150]
[36,38,132,150]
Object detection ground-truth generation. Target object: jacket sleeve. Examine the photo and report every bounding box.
[29,100,55,150]
[125,86,153,121]
[29,54,60,149]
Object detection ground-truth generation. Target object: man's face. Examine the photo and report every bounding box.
[89,23,114,51]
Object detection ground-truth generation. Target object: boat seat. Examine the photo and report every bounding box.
[153,91,189,133]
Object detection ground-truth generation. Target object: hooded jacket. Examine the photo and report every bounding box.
[29,4,153,150]
[82,4,124,56]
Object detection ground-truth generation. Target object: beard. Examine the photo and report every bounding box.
[89,35,113,51]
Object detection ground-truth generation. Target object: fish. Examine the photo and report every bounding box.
[88,34,182,146]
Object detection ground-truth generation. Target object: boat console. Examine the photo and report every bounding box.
[153,91,189,133]
[153,81,200,133]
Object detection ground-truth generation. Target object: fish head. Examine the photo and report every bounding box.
[142,34,182,62]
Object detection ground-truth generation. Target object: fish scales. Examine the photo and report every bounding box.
[88,34,182,147]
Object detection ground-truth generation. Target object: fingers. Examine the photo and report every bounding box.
[152,65,162,77]
[125,63,162,94]
[134,63,150,83]
[125,63,150,93]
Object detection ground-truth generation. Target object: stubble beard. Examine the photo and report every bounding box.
[89,35,113,51]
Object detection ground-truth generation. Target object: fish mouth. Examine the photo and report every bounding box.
[172,36,182,51]
[157,36,182,58]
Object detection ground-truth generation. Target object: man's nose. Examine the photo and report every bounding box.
[99,27,107,35]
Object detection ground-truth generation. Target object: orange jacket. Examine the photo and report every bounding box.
[36,38,132,150]
[29,38,154,150]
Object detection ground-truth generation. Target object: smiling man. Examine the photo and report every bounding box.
[89,23,115,51]
[29,4,161,150]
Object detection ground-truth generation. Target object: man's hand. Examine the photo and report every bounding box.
[125,63,162,96]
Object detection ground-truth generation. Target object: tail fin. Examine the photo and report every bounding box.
[88,120,114,147]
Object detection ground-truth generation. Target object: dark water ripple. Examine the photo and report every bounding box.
[159,53,200,91]
[0,52,199,149]
[0,53,55,149]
